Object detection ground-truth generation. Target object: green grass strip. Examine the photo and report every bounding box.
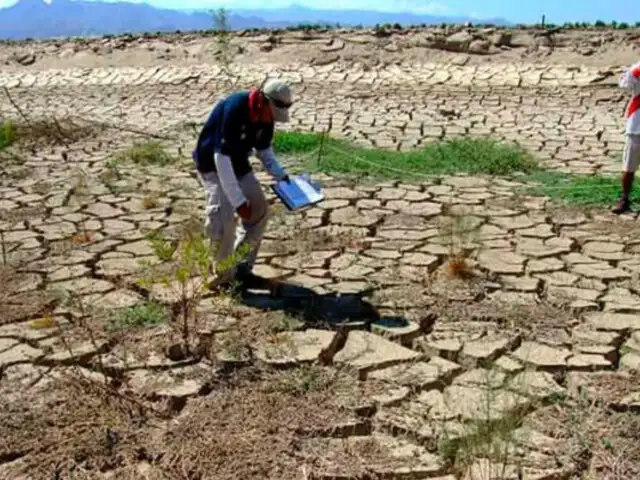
[274,131,539,179]
[274,130,630,207]
[523,171,634,206]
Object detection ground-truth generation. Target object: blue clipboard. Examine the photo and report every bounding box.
[271,173,324,211]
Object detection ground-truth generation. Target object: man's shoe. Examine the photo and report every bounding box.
[207,279,231,293]
[612,198,631,214]
[206,271,236,293]
[234,266,283,293]
[235,268,268,290]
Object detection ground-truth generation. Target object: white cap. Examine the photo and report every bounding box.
[262,78,293,123]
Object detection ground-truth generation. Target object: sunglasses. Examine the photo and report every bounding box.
[266,95,293,109]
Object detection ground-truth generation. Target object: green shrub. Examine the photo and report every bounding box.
[111,141,175,167]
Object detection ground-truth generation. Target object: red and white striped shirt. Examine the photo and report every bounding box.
[620,61,640,134]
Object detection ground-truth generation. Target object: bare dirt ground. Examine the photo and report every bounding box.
[0,26,640,480]
[2,25,640,70]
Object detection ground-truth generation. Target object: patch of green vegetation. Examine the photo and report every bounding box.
[0,121,15,151]
[273,131,539,179]
[108,300,168,332]
[111,141,175,167]
[524,171,630,207]
[273,131,628,208]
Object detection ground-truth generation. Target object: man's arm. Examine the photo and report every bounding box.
[214,153,246,209]
[255,146,288,181]
[255,123,288,181]
[215,101,247,210]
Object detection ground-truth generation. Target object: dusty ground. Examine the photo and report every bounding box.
[0,26,640,480]
[1,25,640,70]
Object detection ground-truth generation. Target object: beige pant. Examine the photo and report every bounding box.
[200,170,269,279]
[623,134,640,173]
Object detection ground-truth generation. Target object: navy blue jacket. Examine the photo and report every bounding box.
[193,91,274,178]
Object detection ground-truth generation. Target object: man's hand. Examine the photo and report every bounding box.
[237,201,252,221]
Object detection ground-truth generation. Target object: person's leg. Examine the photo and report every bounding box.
[201,171,237,282]
[613,134,640,214]
[234,171,269,274]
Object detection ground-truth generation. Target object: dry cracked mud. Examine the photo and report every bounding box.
[1,26,640,480]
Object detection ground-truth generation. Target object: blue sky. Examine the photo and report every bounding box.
[0,0,635,24]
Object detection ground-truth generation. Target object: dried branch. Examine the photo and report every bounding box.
[317,327,349,366]
[77,116,178,141]
[2,86,32,128]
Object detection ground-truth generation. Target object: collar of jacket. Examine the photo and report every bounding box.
[248,89,274,123]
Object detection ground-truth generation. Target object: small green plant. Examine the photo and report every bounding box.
[438,369,531,478]
[107,300,168,332]
[110,141,175,167]
[100,158,122,184]
[137,222,251,356]
[440,412,524,477]
[138,226,213,353]
[211,8,233,74]
[0,121,14,151]
[563,387,595,474]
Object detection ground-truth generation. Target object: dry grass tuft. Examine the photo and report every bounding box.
[152,367,353,479]
[141,195,159,210]
[0,265,56,325]
[445,252,475,280]
[0,366,374,480]
[437,215,480,281]
[8,118,101,148]
[0,205,47,225]
[29,315,58,330]
[71,231,94,244]
[530,397,640,480]
[0,373,153,479]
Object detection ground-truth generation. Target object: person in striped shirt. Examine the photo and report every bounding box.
[613,61,640,214]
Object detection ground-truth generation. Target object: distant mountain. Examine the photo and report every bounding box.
[232,4,510,28]
[0,0,511,40]
[0,0,286,39]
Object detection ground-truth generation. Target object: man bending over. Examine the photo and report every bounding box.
[193,79,293,288]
